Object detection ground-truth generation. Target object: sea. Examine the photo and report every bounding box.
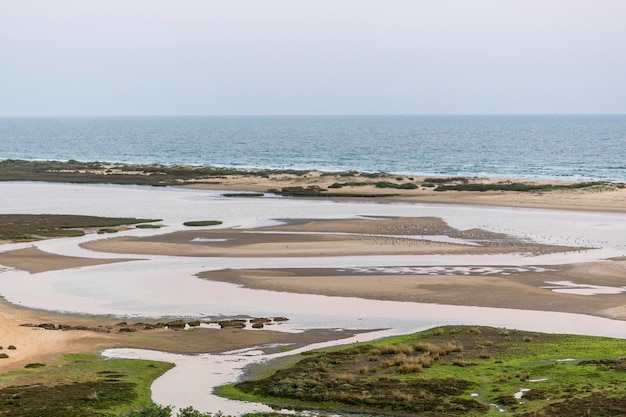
[1,114,625,181]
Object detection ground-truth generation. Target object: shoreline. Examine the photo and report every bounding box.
[1,159,625,213]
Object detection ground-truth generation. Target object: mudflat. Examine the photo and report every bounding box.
[0,169,624,376]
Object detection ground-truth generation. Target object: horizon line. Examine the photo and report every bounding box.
[1,113,625,119]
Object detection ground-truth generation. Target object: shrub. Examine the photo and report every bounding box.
[124,404,221,417]
[183,220,223,227]
[25,363,46,368]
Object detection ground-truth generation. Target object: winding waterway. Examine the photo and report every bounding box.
[1,182,625,414]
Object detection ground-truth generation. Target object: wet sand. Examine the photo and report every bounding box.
[199,259,626,321]
[81,217,581,258]
[0,247,134,274]
[0,296,363,375]
[0,178,624,375]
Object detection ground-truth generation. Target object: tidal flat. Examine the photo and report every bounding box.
[0,178,625,415]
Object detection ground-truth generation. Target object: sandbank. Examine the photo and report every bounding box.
[199,259,626,321]
[0,247,135,274]
[0,296,361,376]
[0,172,624,377]
[81,217,581,258]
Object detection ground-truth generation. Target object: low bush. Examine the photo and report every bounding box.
[183,220,223,227]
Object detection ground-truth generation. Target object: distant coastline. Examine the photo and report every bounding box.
[1,159,625,213]
[1,114,625,182]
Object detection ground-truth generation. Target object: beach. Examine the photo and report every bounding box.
[0,174,625,385]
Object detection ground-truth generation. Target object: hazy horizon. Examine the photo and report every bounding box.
[2,113,626,119]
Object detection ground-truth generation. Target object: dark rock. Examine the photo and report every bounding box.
[273,317,289,322]
[167,320,186,330]
[218,319,247,329]
[38,323,57,330]
[251,323,264,329]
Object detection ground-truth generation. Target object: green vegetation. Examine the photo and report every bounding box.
[182,220,223,227]
[328,181,417,190]
[434,181,612,192]
[273,186,398,198]
[226,326,626,416]
[222,193,265,198]
[0,214,161,241]
[0,159,307,186]
[124,404,283,417]
[135,224,162,229]
[2,159,621,198]
[0,353,172,417]
[98,228,119,234]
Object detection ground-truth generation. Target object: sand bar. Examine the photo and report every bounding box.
[0,177,624,377]
[199,259,626,321]
[81,217,582,258]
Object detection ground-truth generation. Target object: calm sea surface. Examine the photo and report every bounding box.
[1,115,625,181]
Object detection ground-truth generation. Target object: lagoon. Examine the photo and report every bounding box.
[1,181,625,414]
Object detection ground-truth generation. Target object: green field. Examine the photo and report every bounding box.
[224,326,626,416]
[0,353,172,417]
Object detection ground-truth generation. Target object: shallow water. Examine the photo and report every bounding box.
[1,182,625,414]
[1,181,624,324]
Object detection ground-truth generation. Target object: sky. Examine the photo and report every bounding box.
[1,0,625,116]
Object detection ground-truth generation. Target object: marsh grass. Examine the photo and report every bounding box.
[0,214,160,241]
[434,181,611,192]
[0,353,172,417]
[229,325,626,417]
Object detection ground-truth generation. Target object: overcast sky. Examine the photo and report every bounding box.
[1,0,625,116]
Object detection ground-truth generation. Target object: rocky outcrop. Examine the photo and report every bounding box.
[218,319,247,329]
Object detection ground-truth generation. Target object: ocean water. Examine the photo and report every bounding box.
[1,115,625,181]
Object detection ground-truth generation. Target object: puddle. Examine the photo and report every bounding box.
[542,281,626,296]
[347,265,553,276]
[514,388,531,400]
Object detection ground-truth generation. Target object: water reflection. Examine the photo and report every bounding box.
[1,182,625,414]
